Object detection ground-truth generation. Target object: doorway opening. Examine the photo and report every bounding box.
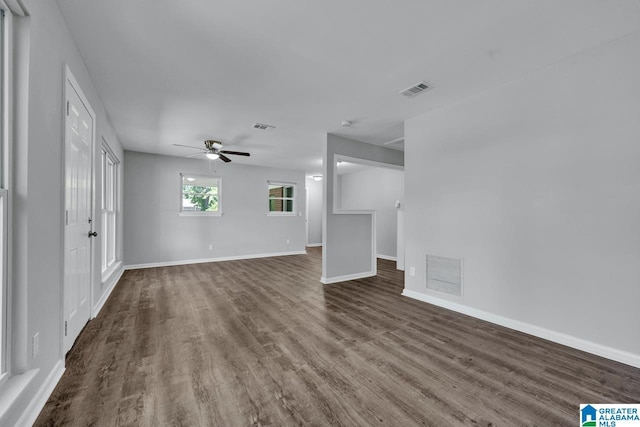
[333,157,404,270]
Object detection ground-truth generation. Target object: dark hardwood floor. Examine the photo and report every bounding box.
[35,247,640,426]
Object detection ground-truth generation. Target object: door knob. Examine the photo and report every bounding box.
[88,231,98,238]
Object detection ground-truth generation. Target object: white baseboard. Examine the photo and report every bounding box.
[321,270,376,285]
[377,254,397,261]
[125,250,307,270]
[93,263,125,318]
[306,243,322,247]
[401,289,640,369]
[15,360,65,427]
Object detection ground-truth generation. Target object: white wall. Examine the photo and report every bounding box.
[404,32,640,366]
[4,1,124,425]
[123,151,306,266]
[305,177,323,246]
[339,167,403,259]
[322,134,403,283]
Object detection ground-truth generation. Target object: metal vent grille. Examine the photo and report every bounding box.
[426,255,462,297]
[399,81,431,98]
[253,123,275,131]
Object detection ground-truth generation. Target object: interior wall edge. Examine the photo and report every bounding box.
[320,270,376,285]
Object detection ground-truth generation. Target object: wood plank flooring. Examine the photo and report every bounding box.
[35,248,640,426]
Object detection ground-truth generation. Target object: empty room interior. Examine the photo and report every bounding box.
[1,0,639,425]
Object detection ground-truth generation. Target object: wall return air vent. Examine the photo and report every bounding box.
[426,254,463,297]
[399,81,431,98]
[253,123,275,131]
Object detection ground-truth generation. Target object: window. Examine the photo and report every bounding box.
[0,189,5,381]
[0,4,9,382]
[180,174,221,215]
[101,145,118,274]
[268,182,296,215]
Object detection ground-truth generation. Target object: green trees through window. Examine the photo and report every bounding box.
[181,175,220,213]
[183,185,218,211]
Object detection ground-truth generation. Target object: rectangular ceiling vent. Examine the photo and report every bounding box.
[426,254,462,297]
[253,123,275,131]
[399,81,431,98]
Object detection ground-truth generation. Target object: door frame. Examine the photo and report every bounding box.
[305,186,309,246]
[62,65,97,354]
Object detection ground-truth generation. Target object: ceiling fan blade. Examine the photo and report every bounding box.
[218,153,232,163]
[173,144,205,150]
[186,152,204,158]
[220,150,250,156]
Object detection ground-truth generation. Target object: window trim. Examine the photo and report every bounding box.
[0,1,29,404]
[0,2,10,386]
[267,181,297,216]
[0,189,7,385]
[179,173,223,217]
[0,0,24,390]
[100,142,119,277]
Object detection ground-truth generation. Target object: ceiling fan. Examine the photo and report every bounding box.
[173,140,250,163]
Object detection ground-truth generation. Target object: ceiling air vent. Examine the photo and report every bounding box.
[253,123,275,131]
[399,81,431,98]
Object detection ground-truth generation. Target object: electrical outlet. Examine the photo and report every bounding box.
[32,332,40,358]
[409,267,415,277]
[208,244,213,250]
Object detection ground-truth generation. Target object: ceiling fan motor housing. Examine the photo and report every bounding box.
[204,140,223,150]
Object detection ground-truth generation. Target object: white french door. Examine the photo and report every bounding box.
[63,75,94,352]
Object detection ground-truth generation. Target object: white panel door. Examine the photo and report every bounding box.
[64,80,94,352]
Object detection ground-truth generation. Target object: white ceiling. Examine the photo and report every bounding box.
[56,0,640,176]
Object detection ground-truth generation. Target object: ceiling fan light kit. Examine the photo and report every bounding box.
[173,140,251,163]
